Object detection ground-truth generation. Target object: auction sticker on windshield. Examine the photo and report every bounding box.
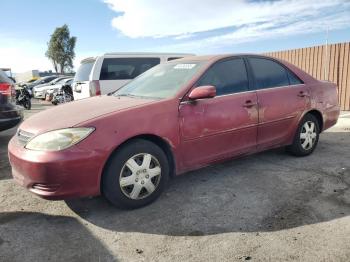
[174,64,196,69]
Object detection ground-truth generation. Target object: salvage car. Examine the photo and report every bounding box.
[8,54,340,209]
[26,76,59,93]
[33,77,69,99]
[0,70,22,131]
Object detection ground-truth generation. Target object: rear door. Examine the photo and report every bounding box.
[179,58,258,167]
[98,57,161,94]
[73,59,95,100]
[247,57,309,149]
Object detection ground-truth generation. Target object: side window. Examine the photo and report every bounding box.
[100,58,160,80]
[197,58,248,96]
[287,71,303,85]
[167,57,183,61]
[248,58,289,89]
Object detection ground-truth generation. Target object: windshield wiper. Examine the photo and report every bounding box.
[115,93,132,97]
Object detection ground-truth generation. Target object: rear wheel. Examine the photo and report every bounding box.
[23,99,31,110]
[287,114,320,156]
[102,139,169,209]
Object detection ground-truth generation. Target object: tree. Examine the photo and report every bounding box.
[46,24,77,74]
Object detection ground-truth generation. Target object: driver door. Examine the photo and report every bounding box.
[179,58,258,168]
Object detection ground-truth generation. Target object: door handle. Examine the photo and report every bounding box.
[297,91,310,97]
[243,100,257,108]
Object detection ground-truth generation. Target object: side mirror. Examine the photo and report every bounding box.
[188,85,216,100]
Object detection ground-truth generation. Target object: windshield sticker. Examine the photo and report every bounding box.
[174,64,196,70]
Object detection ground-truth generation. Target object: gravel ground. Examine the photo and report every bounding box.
[0,100,349,262]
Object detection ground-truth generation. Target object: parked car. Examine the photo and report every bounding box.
[46,78,73,101]
[33,77,69,99]
[26,76,59,93]
[0,70,22,131]
[51,80,74,105]
[33,76,68,99]
[73,52,194,101]
[8,54,340,209]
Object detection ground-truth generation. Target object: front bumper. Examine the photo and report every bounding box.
[8,136,103,200]
[34,91,44,99]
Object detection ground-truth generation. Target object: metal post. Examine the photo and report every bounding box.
[324,26,329,80]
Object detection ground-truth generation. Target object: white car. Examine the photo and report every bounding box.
[33,77,68,99]
[45,78,74,100]
[73,52,195,100]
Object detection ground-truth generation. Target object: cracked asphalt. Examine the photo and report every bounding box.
[0,100,349,261]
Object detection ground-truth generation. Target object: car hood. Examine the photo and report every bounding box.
[49,83,62,89]
[19,95,156,135]
[34,84,52,91]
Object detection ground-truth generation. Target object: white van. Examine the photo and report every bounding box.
[73,52,194,100]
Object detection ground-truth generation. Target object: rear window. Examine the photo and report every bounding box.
[74,61,95,82]
[0,71,12,84]
[100,58,160,80]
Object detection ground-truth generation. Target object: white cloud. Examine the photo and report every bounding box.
[105,0,350,50]
[158,11,350,52]
[0,38,54,73]
[0,36,97,74]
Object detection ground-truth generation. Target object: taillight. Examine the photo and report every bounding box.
[0,83,11,96]
[11,84,16,97]
[90,80,101,96]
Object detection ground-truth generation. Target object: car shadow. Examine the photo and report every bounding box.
[66,131,350,236]
[0,212,116,262]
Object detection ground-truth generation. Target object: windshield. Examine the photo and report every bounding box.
[56,78,69,84]
[114,62,204,99]
[32,78,43,85]
[74,61,94,82]
[50,78,62,84]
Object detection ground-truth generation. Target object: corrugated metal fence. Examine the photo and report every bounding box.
[265,42,350,110]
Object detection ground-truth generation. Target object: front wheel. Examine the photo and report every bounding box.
[287,114,320,156]
[102,139,169,209]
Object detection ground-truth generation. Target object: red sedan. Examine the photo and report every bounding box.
[8,55,340,209]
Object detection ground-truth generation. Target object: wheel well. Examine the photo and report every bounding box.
[307,110,324,131]
[104,134,176,178]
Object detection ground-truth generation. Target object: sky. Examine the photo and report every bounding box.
[1,0,350,73]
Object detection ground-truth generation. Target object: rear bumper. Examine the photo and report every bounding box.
[8,136,103,200]
[323,105,341,131]
[0,105,23,131]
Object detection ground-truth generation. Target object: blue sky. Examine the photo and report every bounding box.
[1,0,349,72]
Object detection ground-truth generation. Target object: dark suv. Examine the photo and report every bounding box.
[0,70,22,131]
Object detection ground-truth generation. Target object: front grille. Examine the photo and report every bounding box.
[17,129,35,145]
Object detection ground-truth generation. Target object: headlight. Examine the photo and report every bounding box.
[25,128,95,151]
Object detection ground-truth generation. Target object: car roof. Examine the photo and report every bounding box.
[80,53,195,64]
[171,54,275,63]
[104,52,194,56]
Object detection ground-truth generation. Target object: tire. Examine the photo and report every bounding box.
[23,99,31,110]
[102,139,169,209]
[287,114,320,156]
